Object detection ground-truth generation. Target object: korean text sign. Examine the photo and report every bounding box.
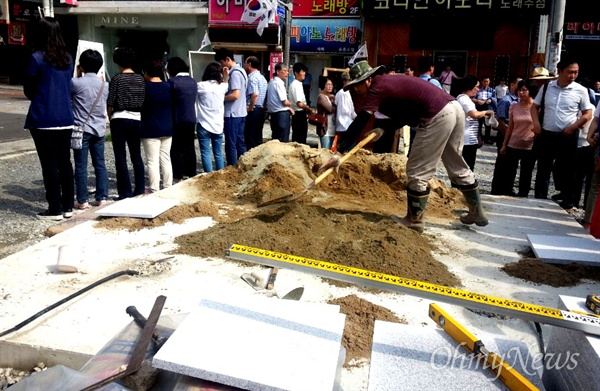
[290,18,360,53]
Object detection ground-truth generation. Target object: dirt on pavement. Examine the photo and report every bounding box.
[94,140,600,365]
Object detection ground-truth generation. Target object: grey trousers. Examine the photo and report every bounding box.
[406,100,475,192]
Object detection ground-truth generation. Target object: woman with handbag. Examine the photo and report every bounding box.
[24,17,75,221]
[315,77,336,149]
[499,79,540,197]
[456,76,494,171]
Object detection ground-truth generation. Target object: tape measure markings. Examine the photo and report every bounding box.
[226,244,600,336]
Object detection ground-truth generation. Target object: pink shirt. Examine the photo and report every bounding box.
[508,102,535,150]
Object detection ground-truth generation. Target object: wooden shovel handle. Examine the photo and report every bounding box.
[313,131,378,187]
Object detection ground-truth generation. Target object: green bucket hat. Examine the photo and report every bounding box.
[343,61,385,91]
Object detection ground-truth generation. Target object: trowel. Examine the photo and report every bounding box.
[240,268,304,300]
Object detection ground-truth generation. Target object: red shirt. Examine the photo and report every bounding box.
[362,74,454,127]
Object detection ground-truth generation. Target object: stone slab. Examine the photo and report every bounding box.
[527,234,600,266]
[542,295,600,391]
[95,197,179,219]
[368,320,544,391]
[153,294,345,391]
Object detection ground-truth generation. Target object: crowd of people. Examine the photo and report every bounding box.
[326,57,599,236]
[23,17,600,237]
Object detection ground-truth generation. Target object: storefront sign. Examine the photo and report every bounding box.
[292,0,360,18]
[269,51,283,79]
[9,1,40,23]
[8,21,25,45]
[99,16,140,26]
[290,18,359,53]
[209,0,279,25]
[364,0,548,18]
[565,21,600,40]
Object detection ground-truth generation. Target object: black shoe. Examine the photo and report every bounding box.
[37,210,64,221]
[551,193,564,202]
[559,201,574,210]
[63,209,73,218]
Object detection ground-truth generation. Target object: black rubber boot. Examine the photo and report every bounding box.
[458,182,489,226]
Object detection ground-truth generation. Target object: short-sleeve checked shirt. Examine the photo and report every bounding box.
[246,70,268,108]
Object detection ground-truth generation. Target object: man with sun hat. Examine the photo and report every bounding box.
[328,60,489,232]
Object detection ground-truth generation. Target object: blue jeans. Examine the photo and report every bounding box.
[320,136,334,150]
[223,116,246,166]
[197,125,224,173]
[269,111,291,142]
[110,119,145,199]
[73,132,109,203]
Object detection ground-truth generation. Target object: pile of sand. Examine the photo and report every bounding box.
[94,140,600,365]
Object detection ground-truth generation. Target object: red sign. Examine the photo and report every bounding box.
[8,22,25,45]
[292,0,361,18]
[565,21,600,39]
[269,51,283,80]
[209,0,279,25]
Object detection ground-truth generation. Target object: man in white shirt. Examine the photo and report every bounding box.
[288,62,313,144]
[531,56,594,209]
[335,72,357,134]
[267,62,294,142]
[494,79,508,100]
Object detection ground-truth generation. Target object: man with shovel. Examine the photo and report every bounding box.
[328,60,488,232]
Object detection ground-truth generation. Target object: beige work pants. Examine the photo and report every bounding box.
[406,100,475,192]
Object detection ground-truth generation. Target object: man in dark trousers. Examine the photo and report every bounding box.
[327,61,488,232]
[243,56,268,149]
[531,56,594,210]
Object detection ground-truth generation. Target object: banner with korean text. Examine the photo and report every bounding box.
[291,0,361,18]
[209,0,279,25]
[290,18,360,53]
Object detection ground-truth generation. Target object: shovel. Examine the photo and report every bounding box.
[258,129,382,207]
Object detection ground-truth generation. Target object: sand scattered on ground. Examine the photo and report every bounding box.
[502,248,600,287]
[93,140,598,363]
[328,295,406,366]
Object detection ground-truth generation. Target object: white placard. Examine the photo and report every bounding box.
[74,40,107,80]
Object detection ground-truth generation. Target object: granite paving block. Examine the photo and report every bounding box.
[542,295,600,391]
[368,320,543,391]
[95,197,179,219]
[527,234,600,266]
[153,295,346,391]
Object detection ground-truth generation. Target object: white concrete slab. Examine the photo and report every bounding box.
[542,295,600,391]
[153,294,346,391]
[95,196,179,218]
[527,234,600,266]
[1,192,598,390]
[368,320,544,391]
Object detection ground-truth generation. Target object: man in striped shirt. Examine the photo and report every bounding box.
[243,56,268,150]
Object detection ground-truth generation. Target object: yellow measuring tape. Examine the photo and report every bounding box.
[226,244,600,336]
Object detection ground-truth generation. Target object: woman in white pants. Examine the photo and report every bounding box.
[141,59,173,193]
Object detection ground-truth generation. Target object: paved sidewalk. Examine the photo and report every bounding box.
[0,85,34,159]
